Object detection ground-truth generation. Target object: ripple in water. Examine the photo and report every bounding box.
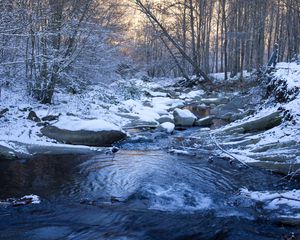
[76,150,234,212]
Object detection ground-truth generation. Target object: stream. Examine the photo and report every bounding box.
[0,134,299,239]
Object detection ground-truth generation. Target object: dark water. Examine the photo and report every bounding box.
[0,150,299,240]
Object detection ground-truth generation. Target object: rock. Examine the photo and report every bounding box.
[66,112,77,116]
[41,115,60,122]
[210,94,257,121]
[0,108,9,115]
[152,131,168,139]
[211,119,229,129]
[124,120,159,129]
[27,111,41,122]
[41,126,127,147]
[157,115,174,124]
[210,104,235,121]
[195,116,214,127]
[224,111,282,133]
[230,109,256,122]
[0,144,17,160]
[249,161,300,177]
[183,104,210,118]
[276,218,300,227]
[111,147,119,153]
[200,97,230,106]
[158,122,175,133]
[173,108,197,127]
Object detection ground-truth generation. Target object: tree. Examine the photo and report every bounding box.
[134,0,211,82]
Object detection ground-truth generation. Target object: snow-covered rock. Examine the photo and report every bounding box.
[224,111,282,133]
[195,116,214,127]
[159,122,175,133]
[173,108,197,127]
[41,118,127,147]
[53,116,122,132]
[157,115,174,124]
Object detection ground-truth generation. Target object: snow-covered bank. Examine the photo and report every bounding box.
[0,76,200,156]
[240,188,300,221]
[208,62,300,177]
[1,60,300,169]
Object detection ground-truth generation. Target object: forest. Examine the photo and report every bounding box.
[0,0,299,102]
[0,1,300,239]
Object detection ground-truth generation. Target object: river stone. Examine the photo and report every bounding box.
[158,122,175,133]
[157,115,174,124]
[183,104,210,118]
[224,111,282,133]
[195,116,214,127]
[210,104,236,121]
[41,126,127,147]
[173,108,197,127]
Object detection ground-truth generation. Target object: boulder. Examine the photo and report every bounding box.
[157,115,174,124]
[210,104,236,121]
[195,116,214,127]
[158,122,175,133]
[41,126,127,147]
[173,108,197,127]
[183,104,210,118]
[224,111,282,133]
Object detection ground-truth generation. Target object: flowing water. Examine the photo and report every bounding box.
[0,148,299,240]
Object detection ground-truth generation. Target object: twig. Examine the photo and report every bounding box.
[209,133,249,167]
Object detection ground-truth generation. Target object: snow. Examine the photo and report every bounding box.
[240,188,300,210]
[180,90,205,99]
[213,61,300,166]
[174,108,196,119]
[168,149,190,155]
[151,97,184,111]
[54,116,122,132]
[0,76,186,155]
[1,60,300,167]
[273,62,300,90]
[210,71,252,82]
[21,195,41,204]
[144,90,168,97]
[160,122,175,133]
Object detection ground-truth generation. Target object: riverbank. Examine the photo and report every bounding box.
[0,61,299,178]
